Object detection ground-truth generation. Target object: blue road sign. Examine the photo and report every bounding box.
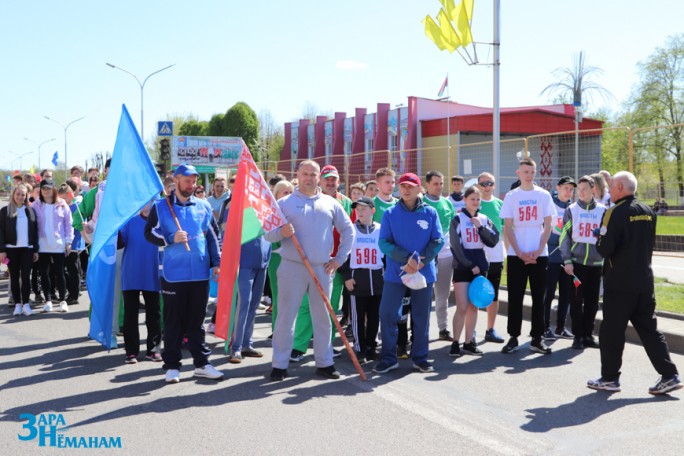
[158,121,173,136]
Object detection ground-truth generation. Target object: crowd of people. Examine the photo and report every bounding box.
[1,158,681,395]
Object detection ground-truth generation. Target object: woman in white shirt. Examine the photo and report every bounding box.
[0,184,39,316]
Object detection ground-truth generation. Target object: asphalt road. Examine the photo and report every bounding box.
[1,285,683,455]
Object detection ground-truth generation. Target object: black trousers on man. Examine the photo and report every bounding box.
[161,279,212,371]
[506,256,548,339]
[600,288,678,382]
[570,263,601,339]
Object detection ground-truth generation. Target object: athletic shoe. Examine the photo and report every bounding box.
[584,336,600,349]
[332,348,342,358]
[257,303,268,310]
[502,337,519,354]
[269,368,287,381]
[397,345,409,359]
[339,316,349,327]
[242,347,264,358]
[365,349,378,361]
[354,351,367,364]
[22,304,33,316]
[289,349,305,362]
[462,342,484,356]
[530,338,552,354]
[316,365,341,379]
[125,354,138,364]
[542,328,556,341]
[649,375,683,395]
[206,323,215,334]
[413,361,435,373]
[194,364,224,380]
[165,369,180,384]
[449,341,462,358]
[59,301,69,312]
[485,328,505,343]
[265,305,273,314]
[145,352,162,362]
[13,304,22,316]
[571,338,584,350]
[229,351,243,364]
[373,361,399,374]
[555,328,574,339]
[587,377,621,392]
[65,295,80,305]
[43,302,53,312]
[439,329,453,341]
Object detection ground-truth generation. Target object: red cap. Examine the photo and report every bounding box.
[320,165,339,178]
[398,173,421,187]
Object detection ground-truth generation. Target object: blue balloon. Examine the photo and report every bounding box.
[468,275,495,308]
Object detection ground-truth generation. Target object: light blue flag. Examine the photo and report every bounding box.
[87,105,163,350]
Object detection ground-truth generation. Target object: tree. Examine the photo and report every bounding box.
[223,102,259,158]
[178,119,208,136]
[207,113,225,136]
[258,109,284,163]
[541,51,614,111]
[632,34,684,202]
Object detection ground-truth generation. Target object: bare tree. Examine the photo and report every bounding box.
[541,51,614,110]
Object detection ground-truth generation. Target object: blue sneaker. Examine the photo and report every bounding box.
[413,361,435,373]
[587,377,621,392]
[373,361,399,374]
[649,375,683,395]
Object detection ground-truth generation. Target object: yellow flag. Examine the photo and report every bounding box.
[29,164,35,174]
[422,15,449,52]
[462,0,474,22]
[436,9,461,51]
[454,0,473,47]
[440,0,457,19]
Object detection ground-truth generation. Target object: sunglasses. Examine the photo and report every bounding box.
[195,190,205,194]
[478,181,495,187]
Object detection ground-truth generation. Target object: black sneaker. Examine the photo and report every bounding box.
[571,337,584,350]
[449,341,462,358]
[462,342,484,356]
[502,337,519,354]
[584,336,600,349]
[332,348,342,358]
[316,365,341,379]
[373,361,399,374]
[413,361,435,373]
[269,368,288,381]
[648,375,683,395]
[542,328,556,341]
[587,377,621,392]
[555,328,574,339]
[397,345,409,359]
[354,351,367,364]
[530,338,552,354]
[439,329,453,341]
[485,328,505,343]
[365,349,378,361]
[289,349,305,362]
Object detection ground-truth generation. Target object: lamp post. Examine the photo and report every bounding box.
[23,137,56,170]
[44,116,85,171]
[105,62,176,140]
[10,151,33,171]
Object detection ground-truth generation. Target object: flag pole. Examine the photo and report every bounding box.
[162,189,191,251]
[290,234,367,381]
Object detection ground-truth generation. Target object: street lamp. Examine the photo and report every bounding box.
[106,62,176,140]
[10,151,33,171]
[23,137,56,170]
[44,116,85,171]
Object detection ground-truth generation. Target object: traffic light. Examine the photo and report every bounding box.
[155,162,165,177]
[160,139,171,160]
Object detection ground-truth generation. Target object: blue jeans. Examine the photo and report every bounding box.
[379,281,434,365]
[232,267,267,352]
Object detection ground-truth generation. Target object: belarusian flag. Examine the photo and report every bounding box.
[572,274,582,288]
[214,143,286,344]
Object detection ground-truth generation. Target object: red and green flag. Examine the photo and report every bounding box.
[214,143,286,344]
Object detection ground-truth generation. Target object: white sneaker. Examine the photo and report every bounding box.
[165,369,180,383]
[13,304,22,316]
[206,323,215,334]
[59,301,69,312]
[22,304,33,316]
[194,364,224,380]
[43,302,53,312]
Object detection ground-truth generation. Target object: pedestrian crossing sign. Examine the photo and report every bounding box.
[158,121,173,136]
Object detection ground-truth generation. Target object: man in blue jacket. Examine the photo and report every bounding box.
[144,164,223,384]
[374,173,444,374]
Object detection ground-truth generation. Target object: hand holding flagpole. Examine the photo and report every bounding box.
[162,189,190,251]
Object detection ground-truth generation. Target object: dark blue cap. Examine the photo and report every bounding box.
[173,164,200,177]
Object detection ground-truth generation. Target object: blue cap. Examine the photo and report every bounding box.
[173,164,200,177]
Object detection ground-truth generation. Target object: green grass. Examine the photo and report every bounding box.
[655,278,684,314]
[656,216,684,235]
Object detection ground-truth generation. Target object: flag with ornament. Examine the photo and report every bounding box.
[214,143,286,344]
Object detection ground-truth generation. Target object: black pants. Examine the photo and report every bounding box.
[543,262,572,330]
[506,256,548,339]
[123,290,162,357]
[65,251,81,300]
[31,261,40,295]
[350,294,380,354]
[79,249,89,278]
[342,287,351,320]
[570,263,601,339]
[600,288,678,381]
[39,253,66,302]
[161,279,211,370]
[7,248,34,304]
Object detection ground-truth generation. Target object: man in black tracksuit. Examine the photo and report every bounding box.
[587,171,681,395]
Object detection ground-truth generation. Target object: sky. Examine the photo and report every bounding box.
[1,0,681,172]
